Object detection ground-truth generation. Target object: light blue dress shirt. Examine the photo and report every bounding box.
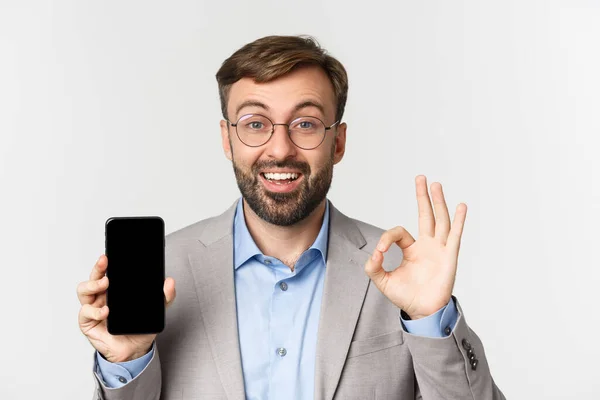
[95,197,458,396]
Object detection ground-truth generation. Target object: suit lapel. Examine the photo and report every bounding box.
[314,203,371,400]
[187,200,246,400]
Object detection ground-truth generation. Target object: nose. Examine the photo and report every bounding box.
[265,124,298,160]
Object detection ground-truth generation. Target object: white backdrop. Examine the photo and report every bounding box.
[1,1,598,399]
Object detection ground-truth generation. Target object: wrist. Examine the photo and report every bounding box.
[129,343,153,361]
[401,310,428,320]
[403,297,453,320]
[103,344,152,363]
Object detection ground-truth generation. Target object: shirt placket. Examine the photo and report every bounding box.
[268,258,298,399]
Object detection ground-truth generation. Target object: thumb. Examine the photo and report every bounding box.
[164,277,176,308]
[364,249,388,288]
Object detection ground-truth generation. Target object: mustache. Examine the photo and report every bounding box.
[251,160,310,176]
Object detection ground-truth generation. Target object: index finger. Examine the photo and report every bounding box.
[377,225,416,252]
[90,255,108,281]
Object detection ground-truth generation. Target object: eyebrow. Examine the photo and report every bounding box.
[235,100,327,119]
[293,100,326,117]
[235,100,269,118]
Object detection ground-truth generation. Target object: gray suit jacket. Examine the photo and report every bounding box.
[93,199,505,400]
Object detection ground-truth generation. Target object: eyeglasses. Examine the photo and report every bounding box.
[226,114,340,150]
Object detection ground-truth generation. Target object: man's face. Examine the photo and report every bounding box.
[220,66,347,226]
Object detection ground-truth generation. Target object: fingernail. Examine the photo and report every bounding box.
[377,242,385,251]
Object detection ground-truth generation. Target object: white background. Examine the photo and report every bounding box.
[1,0,598,399]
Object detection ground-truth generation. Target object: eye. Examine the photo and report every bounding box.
[298,121,314,129]
[239,115,271,132]
[248,121,264,130]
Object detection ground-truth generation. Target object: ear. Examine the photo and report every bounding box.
[220,120,233,161]
[332,122,347,165]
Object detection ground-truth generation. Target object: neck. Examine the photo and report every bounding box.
[242,198,327,271]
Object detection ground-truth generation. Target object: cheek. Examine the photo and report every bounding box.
[308,152,334,173]
[232,147,262,170]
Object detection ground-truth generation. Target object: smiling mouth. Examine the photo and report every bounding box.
[260,172,301,183]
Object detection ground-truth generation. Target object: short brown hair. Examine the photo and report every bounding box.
[216,35,348,122]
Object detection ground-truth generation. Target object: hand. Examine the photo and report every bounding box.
[365,175,467,319]
[77,255,177,363]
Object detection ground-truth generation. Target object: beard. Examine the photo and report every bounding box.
[231,145,335,227]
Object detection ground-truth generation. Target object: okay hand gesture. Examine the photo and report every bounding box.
[365,175,467,319]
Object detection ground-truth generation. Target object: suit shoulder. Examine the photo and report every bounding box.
[166,216,214,243]
[165,200,238,245]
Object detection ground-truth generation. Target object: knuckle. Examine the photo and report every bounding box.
[80,304,90,318]
[95,278,106,291]
[79,281,92,296]
[88,280,99,292]
[385,226,403,238]
[83,304,100,320]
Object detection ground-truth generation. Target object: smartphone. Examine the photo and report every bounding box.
[105,216,165,335]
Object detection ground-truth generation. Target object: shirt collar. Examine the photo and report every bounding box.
[233,197,330,270]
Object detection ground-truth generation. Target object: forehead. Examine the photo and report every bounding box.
[226,65,336,120]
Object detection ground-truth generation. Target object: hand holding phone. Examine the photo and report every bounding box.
[76,217,176,363]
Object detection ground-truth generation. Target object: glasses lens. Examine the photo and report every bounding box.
[289,117,325,149]
[236,114,273,146]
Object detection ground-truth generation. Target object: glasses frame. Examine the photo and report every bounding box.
[226,113,340,150]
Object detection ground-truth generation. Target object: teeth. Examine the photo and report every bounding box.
[263,172,299,180]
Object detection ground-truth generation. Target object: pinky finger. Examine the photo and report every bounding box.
[79,304,108,326]
[447,203,467,251]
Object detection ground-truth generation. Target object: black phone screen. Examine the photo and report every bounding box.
[105,216,165,335]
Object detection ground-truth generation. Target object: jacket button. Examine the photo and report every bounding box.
[471,359,479,370]
[462,338,472,350]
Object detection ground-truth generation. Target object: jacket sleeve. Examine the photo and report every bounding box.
[402,296,505,400]
[92,344,162,400]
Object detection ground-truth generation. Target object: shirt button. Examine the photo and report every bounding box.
[277,347,287,357]
[444,326,451,336]
[264,259,272,265]
[279,282,288,291]
[117,376,127,384]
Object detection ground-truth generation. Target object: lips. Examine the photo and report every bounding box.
[260,171,303,175]
[258,172,304,193]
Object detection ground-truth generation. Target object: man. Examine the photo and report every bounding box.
[77,35,505,399]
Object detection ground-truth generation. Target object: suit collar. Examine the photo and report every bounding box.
[198,196,366,251]
[232,197,332,269]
